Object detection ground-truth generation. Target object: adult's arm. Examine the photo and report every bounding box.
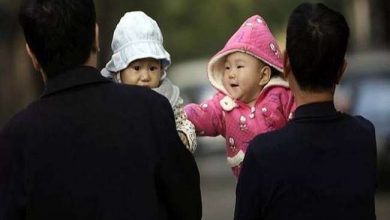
[151,93,202,220]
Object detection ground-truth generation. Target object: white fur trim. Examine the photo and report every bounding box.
[227,150,245,167]
[207,52,230,94]
[263,76,289,90]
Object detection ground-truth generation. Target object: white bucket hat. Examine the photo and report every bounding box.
[101,11,171,79]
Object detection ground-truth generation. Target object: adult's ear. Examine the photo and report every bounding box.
[25,44,41,71]
[336,59,347,84]
[258,65,271,86]
[26,43,47,84]
[92,23,100,53]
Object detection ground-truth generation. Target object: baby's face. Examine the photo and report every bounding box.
[222,52,264,104]
[120,58,162,88]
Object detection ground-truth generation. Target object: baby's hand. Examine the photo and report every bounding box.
[178,131,191,152]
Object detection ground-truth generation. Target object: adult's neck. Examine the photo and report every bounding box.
[40,51,98,85]
[84,50,98,68]
[293,89,334,107]
[286,70,335,107]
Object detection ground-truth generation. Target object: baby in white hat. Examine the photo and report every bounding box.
[101,11,196,152]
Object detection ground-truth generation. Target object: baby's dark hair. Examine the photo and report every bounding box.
[269,65,281,78]
[258,59,282,78]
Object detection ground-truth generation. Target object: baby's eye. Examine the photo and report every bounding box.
[225,66,230,70]
[237,65,244,69]
[132,66,141,71]
[150,66,159,71]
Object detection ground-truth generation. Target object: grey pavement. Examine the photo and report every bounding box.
[196,154,236,220]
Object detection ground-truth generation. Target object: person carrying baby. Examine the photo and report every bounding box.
[185,15,295,177]
[102,11,197,152]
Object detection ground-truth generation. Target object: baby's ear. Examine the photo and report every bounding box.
[259,66,271,86]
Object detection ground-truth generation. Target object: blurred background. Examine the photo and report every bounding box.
[0,0,389,219]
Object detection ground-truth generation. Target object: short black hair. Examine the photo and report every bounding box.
[286,3,349,91]
[18,0,96,78]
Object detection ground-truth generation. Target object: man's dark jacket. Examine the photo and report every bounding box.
[0,66,202,220]
[235,102,377,220]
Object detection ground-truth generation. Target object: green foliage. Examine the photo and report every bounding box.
[96,0,349,63]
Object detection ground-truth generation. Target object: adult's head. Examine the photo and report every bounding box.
[285,2,350,92]
[18,0,98,79]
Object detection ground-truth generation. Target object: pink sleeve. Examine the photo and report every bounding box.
[281,88,296,120]
[184,92,225,137]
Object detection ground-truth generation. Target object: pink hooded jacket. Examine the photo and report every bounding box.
[184,15,296,177]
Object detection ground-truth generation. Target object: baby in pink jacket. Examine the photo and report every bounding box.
[185,15,296,178]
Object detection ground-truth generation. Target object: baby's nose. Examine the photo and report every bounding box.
[228,71,236,78]
[141,71,151,81]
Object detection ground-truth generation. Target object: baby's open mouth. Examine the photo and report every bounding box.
[230,83,239,87]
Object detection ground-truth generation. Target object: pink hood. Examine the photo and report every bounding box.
[208,15,283,94]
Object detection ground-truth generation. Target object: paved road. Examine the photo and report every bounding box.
[196,153,390,220]
[196,154,236,220]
